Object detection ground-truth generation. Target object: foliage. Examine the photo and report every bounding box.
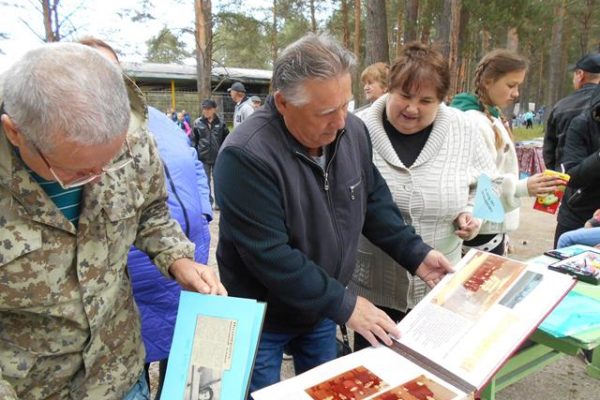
[212,11,271,69]
[118,0,156,23]
[145,26,190,64]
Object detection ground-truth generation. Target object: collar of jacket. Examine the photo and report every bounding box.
[451,92,500,118]
[200,114,221,125]
[366,93,449,169]
[589,84,600,121]
[264,95,346,163]
[0,131,76,233]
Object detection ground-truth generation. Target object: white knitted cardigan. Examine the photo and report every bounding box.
[349,94,496,312]
[461,110,529,234]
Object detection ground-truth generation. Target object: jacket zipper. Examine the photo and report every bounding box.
[294,129,346,278]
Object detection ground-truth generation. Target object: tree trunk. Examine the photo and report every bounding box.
[481,30,491,54]
[271,0,278,65]
[365,0,389,65]
[546,1,566,112]
[578,0,596,54]
[194,0,212,110]
[438,0,452,58]
[353,0,361,58]
[559,6,571,99]
[457,5,470,92]
[536,50,544,111]
[309,0,317,33]
[42,0,57,42]
[404,0,418,43]
[353,0,362,109]
[394,1,404,57]
[506,27,519,51]
[448,0,461,99]
[341,0,350,48]
[418,0,435,43]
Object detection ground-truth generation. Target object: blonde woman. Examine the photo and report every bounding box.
[451,49,564,255]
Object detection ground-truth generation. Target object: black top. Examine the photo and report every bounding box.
[383,108,433,168]
[557,86,600,229]
[543,83,599,170]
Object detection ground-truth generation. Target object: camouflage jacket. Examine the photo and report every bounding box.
[0,81,195,399]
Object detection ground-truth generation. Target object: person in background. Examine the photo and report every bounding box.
[176,111,192,137]
[79,36,214,399]
[250,95,262,110]
[543,53,600,171]
[557,209,600,248]
[349,42,496,350]
[182,109,191,125]
[168,107,178,122]
[451,49,564,255]
[554,85,600,245]
[228,81,254,129]
[524,110,534,129]
[214,33,452,394]
[354,62,389,120]
[192,99,229,208]
[132,106,212,398]
[0,42,225,400]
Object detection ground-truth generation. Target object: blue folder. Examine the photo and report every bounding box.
[162,291,266,399]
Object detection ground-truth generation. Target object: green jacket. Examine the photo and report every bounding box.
[0,80,194,399]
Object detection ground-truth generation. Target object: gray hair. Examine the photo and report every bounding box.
[271,33,356,106]
[2,42,130,152]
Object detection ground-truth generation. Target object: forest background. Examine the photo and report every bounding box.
[1,0,599,114]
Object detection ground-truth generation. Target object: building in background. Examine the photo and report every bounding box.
[123,62,272,122]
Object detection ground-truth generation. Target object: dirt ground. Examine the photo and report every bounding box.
[149,197,598,399]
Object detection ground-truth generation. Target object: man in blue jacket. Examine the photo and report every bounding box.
[128,106,212,398]
[214,33,452,395]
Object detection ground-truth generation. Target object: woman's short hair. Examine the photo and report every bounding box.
[360,62,389,89]
[388,41,449,101]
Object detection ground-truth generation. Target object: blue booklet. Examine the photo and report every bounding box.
[540,291,600,337]
[162,291,267,400]
[473,174,504,223]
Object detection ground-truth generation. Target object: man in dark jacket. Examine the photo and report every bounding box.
[555,85,600,246]
[192,99,229,207]
[543,53,600,171]
[213,33,452,395]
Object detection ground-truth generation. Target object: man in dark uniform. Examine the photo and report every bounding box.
[543,53,600,171]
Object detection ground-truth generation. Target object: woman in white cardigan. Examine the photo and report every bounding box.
[349,42,498,351]
[451,49,564,255]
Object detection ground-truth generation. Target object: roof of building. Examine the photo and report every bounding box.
[122,62,272,85]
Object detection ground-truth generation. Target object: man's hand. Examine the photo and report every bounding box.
[415,250,454,288]
[454,212,480,240]
[169,258,227,296]
[346,296,400,347]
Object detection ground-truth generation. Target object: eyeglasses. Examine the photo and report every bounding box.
[33,139,134,189]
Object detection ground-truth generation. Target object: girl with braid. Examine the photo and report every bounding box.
[451,49,564,255]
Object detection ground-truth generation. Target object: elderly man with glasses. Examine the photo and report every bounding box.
[0,43,226,400]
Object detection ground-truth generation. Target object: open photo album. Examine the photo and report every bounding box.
[252,249,576,400]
